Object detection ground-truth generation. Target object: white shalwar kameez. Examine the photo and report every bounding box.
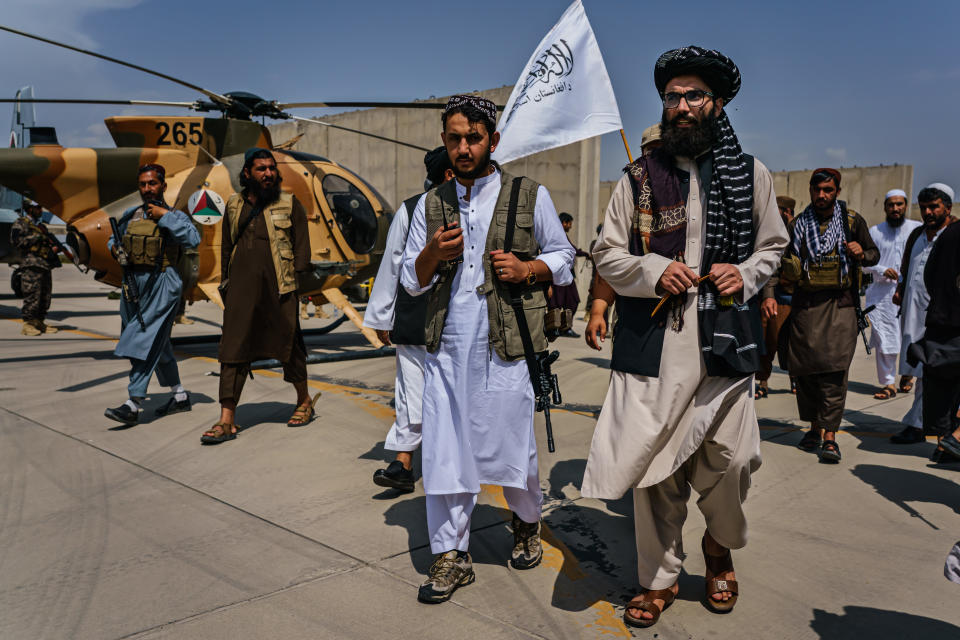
[899,227,947,428]
[582,157,788,590]
[400,170,573,553]
[363,201,425,452]
[864,219,921,385]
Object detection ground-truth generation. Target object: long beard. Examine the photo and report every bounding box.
[887,214,905,227]
[660,111,718,158]
[452,146,492,180]
[250,179,281,206]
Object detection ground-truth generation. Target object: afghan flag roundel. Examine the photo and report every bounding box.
[187,188,226,225]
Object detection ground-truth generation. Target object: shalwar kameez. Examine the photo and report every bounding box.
[400,169,573,554]
[865,217,921,385]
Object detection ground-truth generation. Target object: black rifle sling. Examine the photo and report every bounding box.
[502,177,541,387]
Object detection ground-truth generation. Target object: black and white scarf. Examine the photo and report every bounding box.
[698,109,755,311]
[792,200,849,279]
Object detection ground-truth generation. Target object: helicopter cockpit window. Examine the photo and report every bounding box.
[320,175,378,254]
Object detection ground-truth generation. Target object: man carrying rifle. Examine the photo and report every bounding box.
[104,164,200,426]
[782,168,879,462]
[10,199,69,335]
[400,95,573,604]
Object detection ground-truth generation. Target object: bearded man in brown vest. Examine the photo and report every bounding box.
[201,149,315,444]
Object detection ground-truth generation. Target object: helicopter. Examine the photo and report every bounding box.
[0,24,471,347]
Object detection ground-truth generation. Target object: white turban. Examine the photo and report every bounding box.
[884,189,907,201]
[925,182,955,201]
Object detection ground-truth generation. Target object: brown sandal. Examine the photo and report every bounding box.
[623,587,676,628]
[287,391,321,427]
[702,536,738,613]
[201,422,237,445]
[899,376,914,393]
[873,385,897,400]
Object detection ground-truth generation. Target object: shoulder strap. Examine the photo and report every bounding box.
[503,177,523,254]
[504,177,542,387]
[403,193,422,224]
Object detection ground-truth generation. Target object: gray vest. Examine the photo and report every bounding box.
[423,172,548,361]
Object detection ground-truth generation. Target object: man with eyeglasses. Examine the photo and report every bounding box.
[581,47,788,628]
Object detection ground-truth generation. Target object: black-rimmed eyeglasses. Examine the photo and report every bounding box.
[662,90,714,109]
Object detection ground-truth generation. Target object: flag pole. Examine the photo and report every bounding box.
[619,129,633,163]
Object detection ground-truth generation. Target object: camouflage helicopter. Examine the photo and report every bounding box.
[0,25,461,346]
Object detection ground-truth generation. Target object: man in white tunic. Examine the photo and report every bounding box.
[363,148,452,493]
[401,95,573,604]
[581,47,788,628]
[865,189,921,400]
[890,183,957,444]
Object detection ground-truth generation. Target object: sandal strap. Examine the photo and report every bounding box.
[204,422,235,436]
[626,587,676,610]
[706,578,739,596]
[821,440,840,451]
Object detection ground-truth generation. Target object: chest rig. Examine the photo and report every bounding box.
[121,210,178,270]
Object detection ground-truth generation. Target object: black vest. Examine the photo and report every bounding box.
[610,154,758,377]
[389,194,428,346]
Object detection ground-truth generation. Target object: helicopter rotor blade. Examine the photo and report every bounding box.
[286,115,431,152]
[278,101,505,111]
[0,98,198,108]
[0,24,232,107]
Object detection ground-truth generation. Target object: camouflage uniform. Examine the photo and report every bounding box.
[10,215,55,325]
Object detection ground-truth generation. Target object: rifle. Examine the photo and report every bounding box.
[841,202,873,355]
[40,226,85,272]
[109,216,146,330]
[503,177,560,452]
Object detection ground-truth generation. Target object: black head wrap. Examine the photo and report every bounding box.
[444,94,498,124]
[244,147,274,168]
[423,146,452,187]
[654,46,741,102]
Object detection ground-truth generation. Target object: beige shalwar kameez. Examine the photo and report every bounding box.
[582,155,789,589]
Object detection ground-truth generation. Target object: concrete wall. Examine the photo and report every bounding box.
[598,163,916,228]
[270,85,602,308]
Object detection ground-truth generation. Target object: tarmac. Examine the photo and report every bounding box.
[1,264,958,640]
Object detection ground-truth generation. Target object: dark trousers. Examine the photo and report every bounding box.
[20,266,52,322]
[923,367,960,437]
[796,370,848,432]
[218,336,307,404]
[758,303,791,382]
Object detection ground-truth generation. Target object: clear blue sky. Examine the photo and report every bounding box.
[2,0,957,201]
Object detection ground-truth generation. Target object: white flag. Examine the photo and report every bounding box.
[493,0,622,165]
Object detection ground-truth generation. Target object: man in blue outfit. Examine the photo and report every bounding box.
[104,164,201,426]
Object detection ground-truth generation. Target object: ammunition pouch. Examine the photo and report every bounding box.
[122,217,178,270]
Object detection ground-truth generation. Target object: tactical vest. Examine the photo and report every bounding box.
[423,172,548,361]
[122,213,178,269]
[225,192,298,295]
[23,219,53,260]
[390,193,428,346]
[793,205,859,293]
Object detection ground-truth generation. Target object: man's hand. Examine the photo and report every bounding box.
[426,222,463,261]
[490,250,527,283]
[709,263,744,296]
[375,329,392,347]
[892,290,902,306]
[846,241,864,261]
[585,313,607,351]
[761,297,778,321]
[145,203,167,221]
[656,261,700,296]
[883,267,899,281]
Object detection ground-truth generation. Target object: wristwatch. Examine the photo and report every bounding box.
[524,262,537,285]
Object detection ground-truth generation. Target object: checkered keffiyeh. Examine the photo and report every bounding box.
[792,200,849,279]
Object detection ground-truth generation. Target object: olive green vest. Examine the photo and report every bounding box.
[122,215,178,269]
[225,192,298,295]
[789,210,860,292]
[423,172,548,361]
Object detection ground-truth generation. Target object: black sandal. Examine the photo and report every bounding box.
[754,384,769,400]
[818,439,841,463]
[797,430,822,452]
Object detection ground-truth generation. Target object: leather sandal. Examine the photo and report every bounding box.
[873,385,897,400]
[702,536,738,613]
[899,376,914,393]
[201,422,237,445]
[287,391,321,427]
[623,586,676,628]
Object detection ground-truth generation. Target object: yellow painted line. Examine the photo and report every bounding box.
[480,485,632,637]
